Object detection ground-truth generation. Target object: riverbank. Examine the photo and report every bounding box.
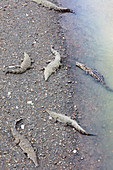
[0,0,81,169]
[57,0,113,169]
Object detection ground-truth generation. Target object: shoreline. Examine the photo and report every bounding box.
[0,0,79,169]
[57,0,107,169]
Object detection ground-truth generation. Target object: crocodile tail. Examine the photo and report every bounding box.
[72,121,96,136]
[79,130,96,136]
[57,7,74,13]
[104,85,113,92]
[5,68,24,74]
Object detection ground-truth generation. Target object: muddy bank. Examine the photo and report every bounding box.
[57,0,108,169]
[0,0,83,169]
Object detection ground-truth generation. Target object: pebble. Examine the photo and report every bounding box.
[49,116,52,120]
[27,101,32,104]
[30,88,34,92]
[74,105,77,111]
[45,93,47,97]
[21,124,25,130]
[32,41,36,44]
[16,106,19,109]
[67,80,72,84]
[2,96,5,100]
[73,149,77,154]
[81,157,84,160]
[8,92,11,96]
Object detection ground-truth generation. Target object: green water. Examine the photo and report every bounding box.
[58,0,113,169]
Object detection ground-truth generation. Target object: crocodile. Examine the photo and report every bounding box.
[44,45,61,81]
[46,109,95,136]
[32,0,74,13]
[76,61,113,92]
[11,118,38,167]
[5,52,33,74]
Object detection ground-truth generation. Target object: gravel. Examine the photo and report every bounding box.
[0,0,79,169]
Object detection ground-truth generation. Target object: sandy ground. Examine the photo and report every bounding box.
[0,0,82,169]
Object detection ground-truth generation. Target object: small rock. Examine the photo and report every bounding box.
[73,149,77,153]
[49,116,52,120]
[27,101,34,105]
[8,92,11,96]
[74,105,77,111]
[16,106,19,109]
[21,124,24,129]
[67,80,72,83]
[27,101,32,104]
[2,96,5,100]
[45,93,47,97]
[33,41,36,44]
[30,88,33,92]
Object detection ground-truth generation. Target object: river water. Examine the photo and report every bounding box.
[58,0,113,169]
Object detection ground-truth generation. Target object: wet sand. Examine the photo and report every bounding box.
[0,0,83,169]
